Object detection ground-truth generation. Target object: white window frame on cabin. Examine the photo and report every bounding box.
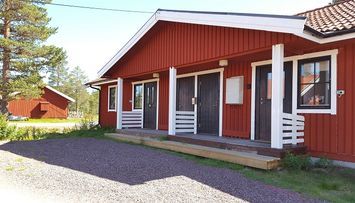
[250,49,338,140]
[108,85,117,112]
[132,83,143,110]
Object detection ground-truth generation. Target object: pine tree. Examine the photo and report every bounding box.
[48,48,68,87]
[0,0,65,114]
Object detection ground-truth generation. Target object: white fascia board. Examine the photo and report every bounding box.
[45,86,76,103]
[88,79,118,86]
[157,10,306,35]
[295,30,355,44]
[96,9,354,78]
[96,10,306,78]
[97,13,158,78]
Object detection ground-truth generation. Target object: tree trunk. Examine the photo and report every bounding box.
[1,0,11,115]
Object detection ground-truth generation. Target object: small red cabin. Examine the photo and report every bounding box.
[88,1,355,165]
[8,86,75,119]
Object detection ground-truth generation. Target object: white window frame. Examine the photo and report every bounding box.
[176,68,224,137]
[250,49,338,140]
[131,78,160,130]
[132,83,143,110]
[108,85,117,112]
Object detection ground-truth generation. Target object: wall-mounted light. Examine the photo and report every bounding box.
[153,73,160,78]
[219,59,228,67]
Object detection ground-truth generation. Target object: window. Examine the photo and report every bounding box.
[298,56,331,109]
[108,86,116,111]
[133,84,143,109]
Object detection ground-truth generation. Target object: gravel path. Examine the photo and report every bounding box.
[0,138,320,203]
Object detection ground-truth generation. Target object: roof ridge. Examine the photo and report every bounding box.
[296,0,353,16]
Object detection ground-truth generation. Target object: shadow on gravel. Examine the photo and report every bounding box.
[0,138,312,202]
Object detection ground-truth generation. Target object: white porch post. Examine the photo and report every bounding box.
[116,77,123,130]
[168,67,177,135]
[271,44,284,149]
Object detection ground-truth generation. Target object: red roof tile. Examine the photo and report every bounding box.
[297,0,355,36]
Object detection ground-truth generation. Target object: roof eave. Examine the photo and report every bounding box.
[96,10,307,78]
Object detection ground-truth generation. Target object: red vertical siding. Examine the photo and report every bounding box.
[123,80,132,111]
[223,61,252,138]
[108,22,299,78]
[99,83,117,127]
[158,71,169,130]
[303,43,355,162]
[8,88,70,119]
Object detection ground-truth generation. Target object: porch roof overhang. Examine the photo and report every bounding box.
[97,9,355,79]
[97,9,309,78]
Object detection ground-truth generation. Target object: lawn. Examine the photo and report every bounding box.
[9,118,83,123]
[2,126,354,202]
[173,152,355,203]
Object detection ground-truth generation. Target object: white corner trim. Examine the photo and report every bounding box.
[45,86,75,103]
[116,78,123,129]
[168,67,177,135]
[271,44,284,149]
[107,85,117,112]
[250,65,256,140]
[219,70,224,137]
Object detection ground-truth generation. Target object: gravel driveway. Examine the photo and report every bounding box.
[0,138,320,203]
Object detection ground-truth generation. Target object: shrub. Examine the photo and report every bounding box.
[314,157,333,169]
[79,114,96,130]
[0,115,17,140]
[282,152,313,170]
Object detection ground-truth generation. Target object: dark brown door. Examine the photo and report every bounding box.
[176,76,195,111]
[197,73,220,135]
[255,62,293,141]
[144,82,157,129]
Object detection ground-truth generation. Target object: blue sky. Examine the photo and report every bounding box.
[45,0,331,80]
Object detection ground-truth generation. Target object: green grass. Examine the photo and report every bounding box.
[9,118,84,123]
[167,152,355,203]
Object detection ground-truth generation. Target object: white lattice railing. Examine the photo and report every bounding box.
[282,113,305,145]
[175,111,196,133]
[122,111,143,128]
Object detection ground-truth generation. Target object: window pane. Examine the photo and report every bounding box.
[301,63,315,84]
[109,87,116,110]
[300,83,330,107]
[316,60,330,83]
[134,84,142,109]
[314,83,330,106]
[267,73,272,99]
[266,71,285,100]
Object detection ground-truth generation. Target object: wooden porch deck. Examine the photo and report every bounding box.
[115,129,307,158]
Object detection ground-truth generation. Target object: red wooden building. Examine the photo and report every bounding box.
[8,86,75,119]
[88,1,355,164]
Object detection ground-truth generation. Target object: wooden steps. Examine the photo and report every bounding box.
[105,133,280,170]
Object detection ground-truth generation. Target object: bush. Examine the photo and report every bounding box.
[282,152,313,170]
[0,115,17,140]
[79,114,96,130]
[314,157,333,169]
